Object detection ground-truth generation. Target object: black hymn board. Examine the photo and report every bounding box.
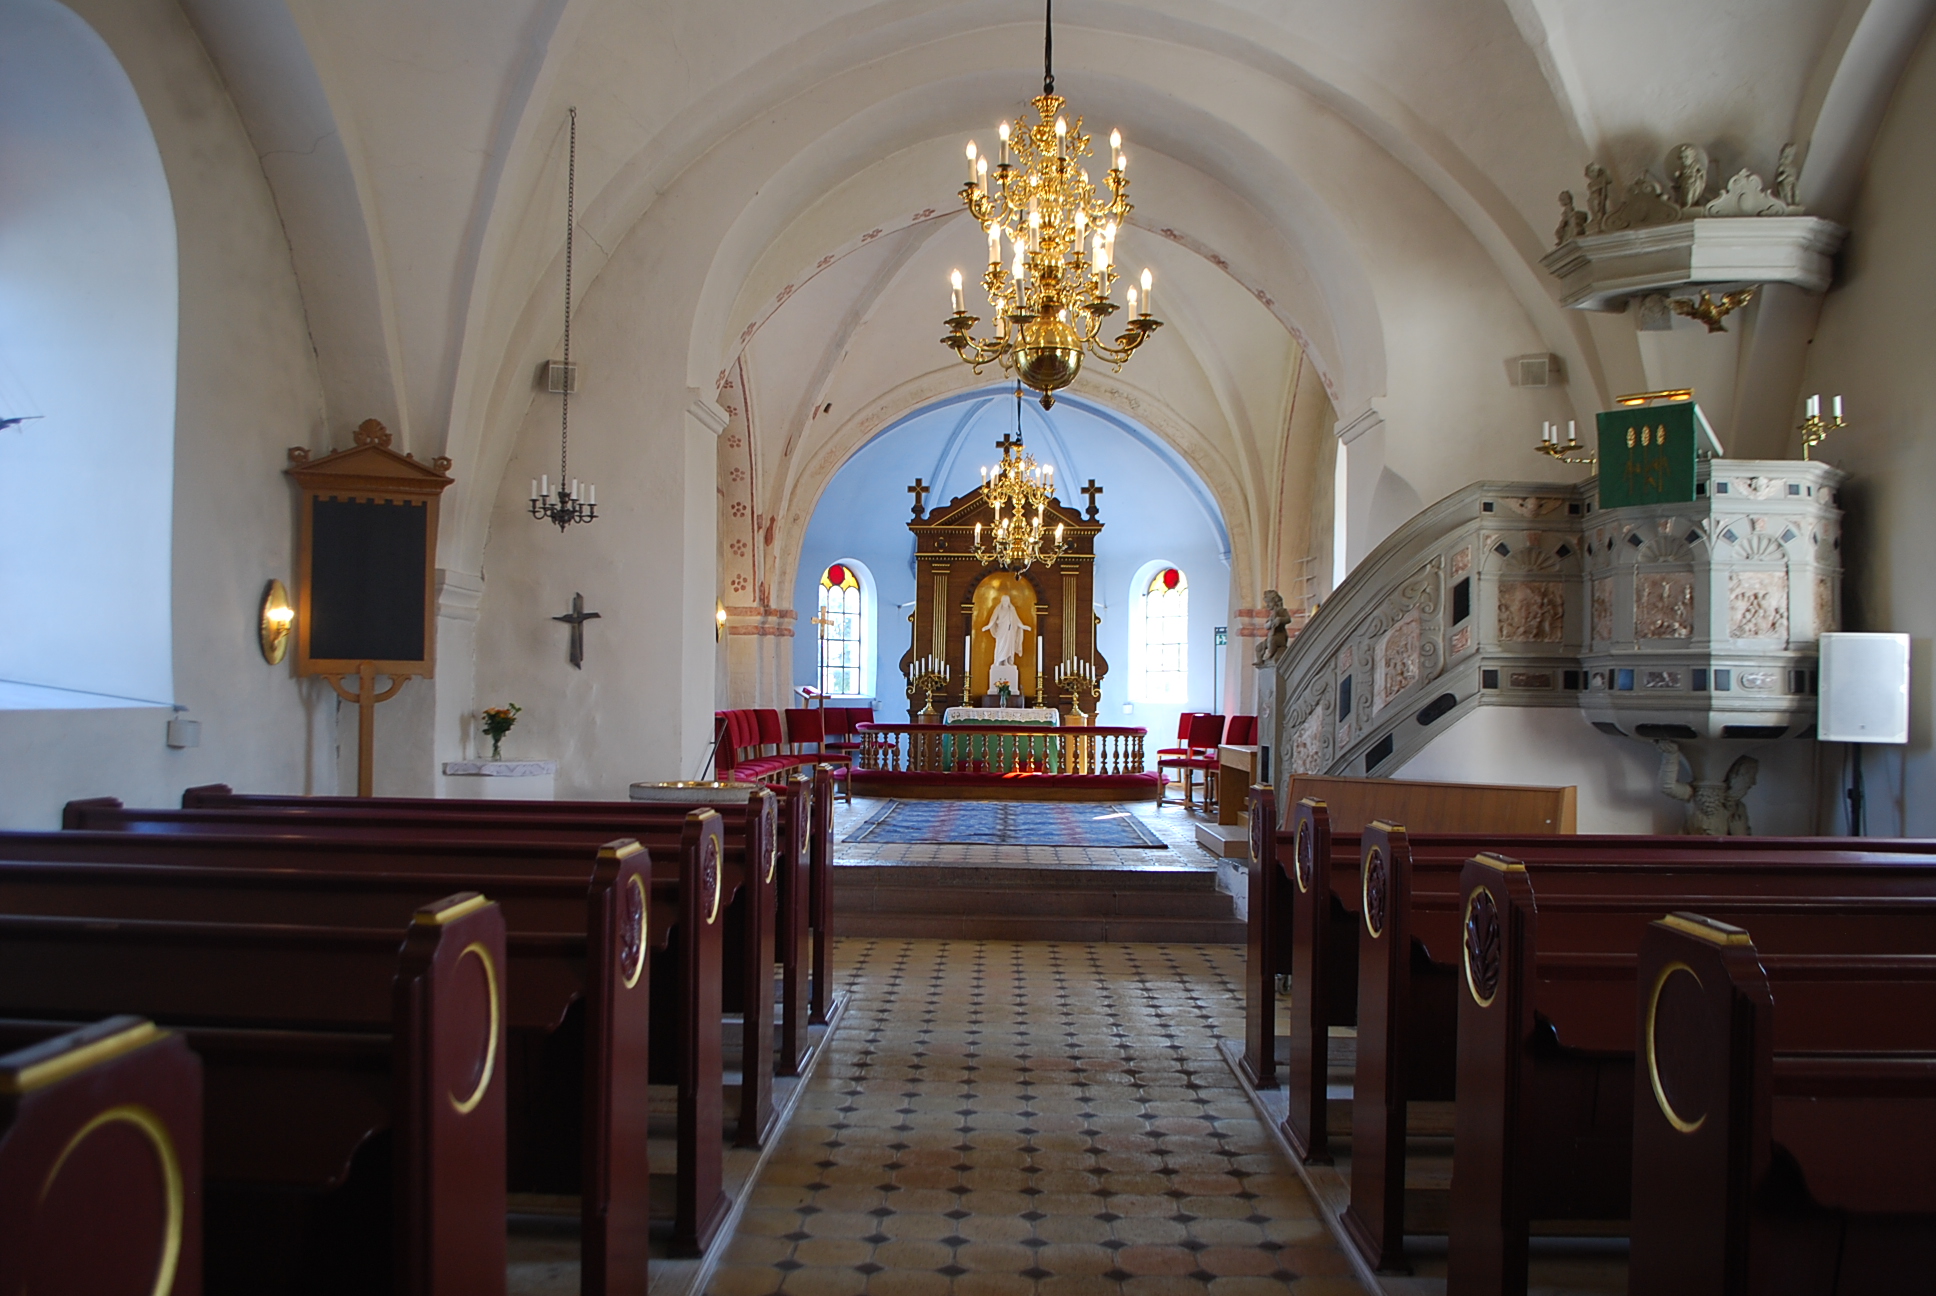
[286,419,454,795]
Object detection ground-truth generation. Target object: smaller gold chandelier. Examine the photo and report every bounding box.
[972,417,1068,574]
[940,4,1161,408]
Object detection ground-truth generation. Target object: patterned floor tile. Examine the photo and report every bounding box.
[705,938,1358,1296]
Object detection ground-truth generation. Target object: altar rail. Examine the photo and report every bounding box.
[855,723,1148,777]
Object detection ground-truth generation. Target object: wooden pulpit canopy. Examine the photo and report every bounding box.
[286,419,454,679]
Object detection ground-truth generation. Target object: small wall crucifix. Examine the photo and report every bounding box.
[552,591,602,669]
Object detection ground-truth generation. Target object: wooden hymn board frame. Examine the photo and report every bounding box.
[286,419,454,794]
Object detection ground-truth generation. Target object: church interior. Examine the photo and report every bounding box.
[2,0,1935,1292]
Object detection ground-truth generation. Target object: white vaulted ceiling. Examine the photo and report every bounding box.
[159,0,1932,581]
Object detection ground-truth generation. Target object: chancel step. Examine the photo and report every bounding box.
[832,862,1244,942]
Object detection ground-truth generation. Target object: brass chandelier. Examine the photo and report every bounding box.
[941,1,1161,408]
[972,392,1069,573]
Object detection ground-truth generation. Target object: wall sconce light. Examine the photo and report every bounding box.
[259,579,295,664]
[715,601,728,643]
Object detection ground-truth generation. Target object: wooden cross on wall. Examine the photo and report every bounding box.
[1080,479,1104,520]
[552,591,602,669]
[996,432,1022,454]
[908,478,929,518]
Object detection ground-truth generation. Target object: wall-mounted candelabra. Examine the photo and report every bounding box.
[1533,418,1597,466]
[1799,392,1846,461]
[905,655,953,718]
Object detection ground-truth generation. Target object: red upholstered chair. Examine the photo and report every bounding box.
[783,708,824,753]
[785,707,852,802]
[824,707,874,759]
[754,709,784,756]
[1224,714,1258,746]
[1158,713,1226,808]
[1156,713,1201,760]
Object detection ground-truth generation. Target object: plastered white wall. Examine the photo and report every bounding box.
[1798,18,1936,835]
[0,0,332,827]
[1393,706,1821,836]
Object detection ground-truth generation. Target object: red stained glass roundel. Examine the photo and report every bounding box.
[1161,568,1181,590]
[826,564,847,586]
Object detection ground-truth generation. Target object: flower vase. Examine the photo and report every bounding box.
[490,736,503,761]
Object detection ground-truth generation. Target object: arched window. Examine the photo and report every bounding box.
[0,0,177,709]
[815,561,873,698]
[1131,565,1188,702]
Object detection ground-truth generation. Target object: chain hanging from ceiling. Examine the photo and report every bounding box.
[530,106,598,530]
[940,0,1162,408]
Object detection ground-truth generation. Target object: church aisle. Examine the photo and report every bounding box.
[707,939,1360,1296]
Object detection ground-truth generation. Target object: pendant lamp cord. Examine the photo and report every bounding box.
[1043,0,1054,95]
[560,107,576,488]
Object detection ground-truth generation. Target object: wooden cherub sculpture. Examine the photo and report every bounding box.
[1653,740,1758,835]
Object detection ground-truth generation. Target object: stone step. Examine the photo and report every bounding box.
[831,862,1244,943]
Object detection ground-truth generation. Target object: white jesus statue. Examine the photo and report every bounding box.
[982,594,1030,693]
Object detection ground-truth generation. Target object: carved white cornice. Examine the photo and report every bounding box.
[1335,403,1385,446]
[435,567,484,623]
[1541,216,1847,311]
[685,395,730,437]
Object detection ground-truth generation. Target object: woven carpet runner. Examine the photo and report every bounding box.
[844,799,1167,849]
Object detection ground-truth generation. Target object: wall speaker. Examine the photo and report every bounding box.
[1505,353,1564,388]
[1818,632,1910,744]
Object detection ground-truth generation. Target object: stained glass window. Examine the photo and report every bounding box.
[817,563,864,696]
[1135,567,1188,702]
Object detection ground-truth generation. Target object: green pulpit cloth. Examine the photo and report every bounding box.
[1596,403,1698,507]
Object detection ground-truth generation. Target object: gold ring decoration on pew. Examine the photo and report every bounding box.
[623,872,649,989]
[1294,818,1313,893]
[764,794,779,883]
[42,1103,185,1296]
[1645,960,1708,1135]
[1463,887,1502,1008]
[1362,846,1389,939]
[703,834,723,926]
[450,941,502,1115]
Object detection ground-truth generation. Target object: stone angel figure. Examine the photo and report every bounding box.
[1555,191,1587,246]
[1670,143,1709,210]
[1254,590,1294,666]
[1653,740,1758,835]
[1584,163,1614,229]
[1775,142,1801,208]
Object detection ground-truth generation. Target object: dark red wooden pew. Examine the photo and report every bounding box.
[1628,913,1936,1295]
[180,763,841,1034]
[1446,855,1936,1295]
[0,817,730,1262]
[1245,786,1936,1169]
[0,891,505,1295]
[63,793,781,1150]
[0,1016,203,1296]
[0,836,664,1285]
